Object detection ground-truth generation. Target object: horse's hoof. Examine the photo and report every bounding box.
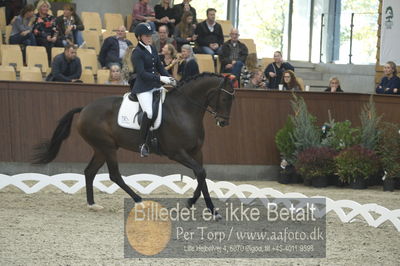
[87,204,104,211]
[213,212,223,221]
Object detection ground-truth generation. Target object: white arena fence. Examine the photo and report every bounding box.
[1,173,399,231]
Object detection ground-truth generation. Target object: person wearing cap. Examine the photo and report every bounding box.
[131,22,176,157]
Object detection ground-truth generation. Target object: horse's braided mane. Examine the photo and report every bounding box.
[175,72,223,89]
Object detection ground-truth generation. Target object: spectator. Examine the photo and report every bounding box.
[264,51,294,89]
[244,69,267,89]
[152,25,177,54]
[46,44,82,82]
[32,0,61,62]
[240,53,258,87]
[9,4,37,46]
[282,70,303,91]
[178,44,199,80]
[160,43,179,77]
[55,3,84,47]
[154,0,175,34]
[130,0,156,32]
[172,0,197,26]
[105,63,129,85]
[325,77,343,92]
[121,45,135,82]
[195,8,223,55]
[174,11,197,52]
[376,61,400,94]
[99,26,133,68]
[219,28,248,79]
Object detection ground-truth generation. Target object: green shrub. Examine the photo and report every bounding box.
[335,145,380,183]
[377,122,400,179]
[275,117,296,165]
[321,120,360,151]
[360,96,382,151]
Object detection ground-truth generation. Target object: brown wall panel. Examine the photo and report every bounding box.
[1,81,399,165]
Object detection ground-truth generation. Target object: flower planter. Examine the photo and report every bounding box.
[383,178,396,192]
[350,176,368,189]
[312,176,328,188]
[278,165,296,184]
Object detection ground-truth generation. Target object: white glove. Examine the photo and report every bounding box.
[160,76,176,85]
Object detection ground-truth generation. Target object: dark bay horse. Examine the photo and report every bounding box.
[33,73,235,217]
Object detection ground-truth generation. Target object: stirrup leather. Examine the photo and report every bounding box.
[139,143,149,157]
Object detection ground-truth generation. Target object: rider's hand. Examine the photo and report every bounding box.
[160,76,176,86]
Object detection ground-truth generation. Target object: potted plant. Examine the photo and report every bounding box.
[275,117,297,184]
[295,147,337,188]
[335,145,380,189]
[377,122,400,191]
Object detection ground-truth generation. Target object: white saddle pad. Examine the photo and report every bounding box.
[117,90,166,130]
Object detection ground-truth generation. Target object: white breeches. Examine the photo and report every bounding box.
[136,87,163,119]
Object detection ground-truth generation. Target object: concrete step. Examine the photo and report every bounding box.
[296,69,323,80]
[291,60,316,69]
[304,79,328,87]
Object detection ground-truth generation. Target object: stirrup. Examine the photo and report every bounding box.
[139,143,149,157]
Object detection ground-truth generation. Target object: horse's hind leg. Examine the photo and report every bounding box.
[84,151,105,209]
[106,150,142,203]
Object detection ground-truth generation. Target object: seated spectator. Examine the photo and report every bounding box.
[9,4,37,46]
[325,77,343,92]
[195,8,223,55]
[105,63,129,85]
[172,0,197,26]
[219,28,248,79]
[240,53,258,87]
[130,0,156,32]
[264,51,294,89]
[244,69,267,89]
[99,26,133,68]
[154,0,175,34]
[160,43,179,77]
[376,61,400,94]
[46,44,82,82]
[55,3,84,47]
[178,44,199,80]
[174,11,197,52]
[152,25,177,54]
[282,70,303,91]
[32,0,62,62]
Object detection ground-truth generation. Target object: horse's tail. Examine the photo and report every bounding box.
[32,107,83,164]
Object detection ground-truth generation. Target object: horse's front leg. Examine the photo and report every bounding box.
[170,149,221,220]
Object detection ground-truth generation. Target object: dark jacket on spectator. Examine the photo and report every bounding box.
[172,3,197,25]
[264,62,295,89]
[55,14,84,43]
[154,4,175,33]
[46,53,82,82]
[219,40,248,71]
[325,86,343,92]
[99,36,133,68]
[195,20,223,48]
[178,58,199,81]
[376,75,400,94]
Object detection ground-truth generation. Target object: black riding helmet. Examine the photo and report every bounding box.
[134,22,154,39]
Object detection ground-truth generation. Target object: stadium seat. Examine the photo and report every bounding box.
[0,29,2,45]
[240,38,257,56]
[297,76,305,91]
[102,30,116,41]
[81,12,102,36]
[82,31,101,55]
[216,20,233,37]
[77,48,98,73]
[0,45,23,71]
[20,67,43,82]
[194,54,215,73]
[97,69,110,84]
[80,69,95,83]
[26,46,49,73]
[51,47,65,64]
[0,65,16,81]
[0,7,6,31]
[126,14,133,32]
[126,32,138,47]
[5,25,12,44]
[104,13,124,32]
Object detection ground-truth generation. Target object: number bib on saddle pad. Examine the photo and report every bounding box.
[117,90,166,130]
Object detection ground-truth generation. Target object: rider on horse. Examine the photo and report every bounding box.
[131,22,176,157]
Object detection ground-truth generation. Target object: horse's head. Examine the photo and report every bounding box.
[208,75,235,127]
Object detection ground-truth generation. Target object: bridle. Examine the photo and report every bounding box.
[174,77,235,120]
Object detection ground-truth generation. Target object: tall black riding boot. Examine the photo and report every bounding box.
[139,113,152,157]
